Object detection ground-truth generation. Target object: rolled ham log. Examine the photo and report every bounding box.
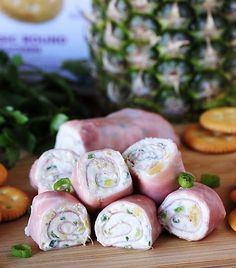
[25,191,91,251]
[71,149,133,210]
[95,194,162,250]
[158,183,226,241]
[123,138,185,204]
[54,108,179,156]
[30,149,79,193]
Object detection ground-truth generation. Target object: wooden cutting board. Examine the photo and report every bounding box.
[1,125,236,268]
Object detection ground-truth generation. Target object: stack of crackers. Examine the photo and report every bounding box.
[183,107,236,153]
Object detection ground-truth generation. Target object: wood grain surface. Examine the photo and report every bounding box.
[1,125,236,268]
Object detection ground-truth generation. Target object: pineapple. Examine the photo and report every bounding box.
[88,0,236,121]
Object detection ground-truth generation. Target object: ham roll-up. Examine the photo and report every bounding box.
[123,138,185,204]
[95,195,161,250]
[71,149,133,210]
[158,183,226,241]
[54,108,179,156]
[30,149,79,193]
[25,192,91,251]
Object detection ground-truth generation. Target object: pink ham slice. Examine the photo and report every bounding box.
[158,182,226,241]
[54,108,179,156]
[29,149,79,193]
[95,194,162,250]
[71,149,133,211]
[25,191,91,251]
[123,138,185,204]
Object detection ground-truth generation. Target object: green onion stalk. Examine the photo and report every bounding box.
[0,51,107,168]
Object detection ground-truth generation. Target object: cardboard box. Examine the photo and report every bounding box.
[0,0,91,72]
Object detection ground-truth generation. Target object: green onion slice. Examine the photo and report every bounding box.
[50,113,69,134]
[200,174,220,188]
[178,172,195,188]
[53,178,73,193]
[11,244,32,258]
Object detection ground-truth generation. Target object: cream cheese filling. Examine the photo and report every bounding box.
[123,138,175,176]
[96,202,152,249]
[84,150,132,198]
[159,196,209,241]
[38,150,78,191]
[40,204,90,250]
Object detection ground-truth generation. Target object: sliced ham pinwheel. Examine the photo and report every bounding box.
[158,183,226,241]
[95,194,161,250]
[123,138,185,204]
[54,108,179,156]
[25,191,91,251]
[71,149,133,210]
[30,149,79,193]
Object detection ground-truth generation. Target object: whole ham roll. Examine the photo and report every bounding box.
[25,191,91,251]
[123,138,185,204]
[54,108,179,156]
[71,149,133,210]
[30,149,79,193]
[158,183,226,241]
[95,194,161,250]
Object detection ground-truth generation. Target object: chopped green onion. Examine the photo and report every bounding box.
[5,106,28,125]
[174,206,184,213]
[200,174,220,188]
[53,178,73,193]
[101,214,108,222]
[50,113,69,134]
[87,153,94,159]
[50,231,59,239]
[11,244,32,258]
[49,240,58,248]
[178,172,195,188]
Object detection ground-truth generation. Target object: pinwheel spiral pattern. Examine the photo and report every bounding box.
[95,195,161,250]
[123,138,185,203]
[71,149,133,210]
[25,192,91,251]
[158,183,226,241]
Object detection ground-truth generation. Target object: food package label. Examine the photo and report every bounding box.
[0,0,91,72]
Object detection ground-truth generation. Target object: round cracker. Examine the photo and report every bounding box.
[0,163,7,186]
[183,124,236,153]
[1,0,63,23]
[0,186,30,222]
[200,107,236,134]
